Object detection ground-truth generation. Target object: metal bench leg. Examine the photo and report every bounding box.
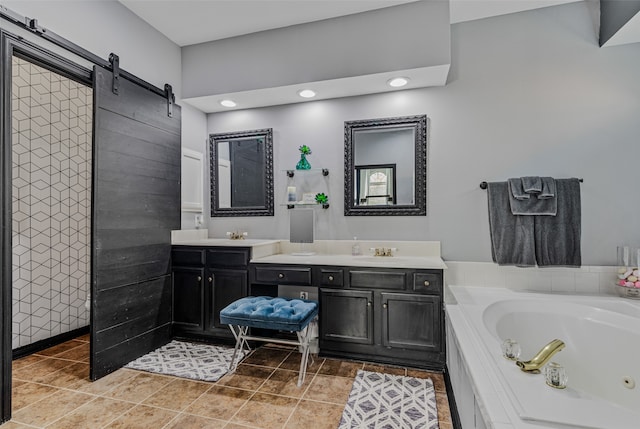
[296,325,312,387]
[228,325,249,372]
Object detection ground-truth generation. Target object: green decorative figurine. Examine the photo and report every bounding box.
[315,193,328,204]
[296,145,312,170]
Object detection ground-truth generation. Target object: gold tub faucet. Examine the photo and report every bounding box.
[516,339,565,373]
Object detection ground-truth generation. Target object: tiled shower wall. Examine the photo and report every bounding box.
[11,57,92,349]
[444,261,618,296]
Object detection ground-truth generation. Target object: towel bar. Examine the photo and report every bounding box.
[479,178,583,189]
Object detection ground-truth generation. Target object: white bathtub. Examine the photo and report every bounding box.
[446,286,640,429]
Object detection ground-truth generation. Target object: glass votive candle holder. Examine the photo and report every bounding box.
[544,362,568,389]
[501,339,521,360]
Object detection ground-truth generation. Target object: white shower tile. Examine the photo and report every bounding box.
[575,272,599,294]
[504,271,532,291]
[444,262,462,286]
[588,265,617,273]
[31,328,52,344]
[598,272,618,296]
[550,272,576,293]
[526,271,552,292]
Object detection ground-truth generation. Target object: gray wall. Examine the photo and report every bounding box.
[180,104,209,230]
[182,1,450,98]
[2,1,210,232]
[206,1,640,265]
[600,0,640,45]
[2,1,182,98]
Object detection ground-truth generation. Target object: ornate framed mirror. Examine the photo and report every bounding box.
[344,115,427,216]
[209,128,274,216]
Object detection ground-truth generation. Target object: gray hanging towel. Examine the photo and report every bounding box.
[487,181,536,266]
[534,178,581,267]
[508,183,558,215]
[508,178,530,200]
[538,177,556,199]
[521,176,542,194]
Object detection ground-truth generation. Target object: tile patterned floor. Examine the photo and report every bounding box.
[7,335,454,429]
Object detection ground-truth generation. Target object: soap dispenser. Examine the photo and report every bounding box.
[352,237,361,256]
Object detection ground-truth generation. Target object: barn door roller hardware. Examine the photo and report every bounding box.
[164,84,175,118]
[2,4,178,118]
[25,17,45,35]
[109,53,120,95]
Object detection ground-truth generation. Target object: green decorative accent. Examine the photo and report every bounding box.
[298,145,312,155]
[296,153,311,170]
[315,193,328,204]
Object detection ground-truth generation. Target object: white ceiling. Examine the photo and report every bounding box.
[117,0,584,112]
[119,0,580,47]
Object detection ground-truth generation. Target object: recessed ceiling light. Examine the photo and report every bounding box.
[387,77,409,88]
[298,89,316,98]
[220,99,237,107]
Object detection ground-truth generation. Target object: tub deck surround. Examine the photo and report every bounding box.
[447,286,640,429]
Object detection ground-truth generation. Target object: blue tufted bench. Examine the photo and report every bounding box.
[220,296,319,387]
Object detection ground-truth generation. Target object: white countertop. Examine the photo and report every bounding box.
[172,238,280,248]
[250,253,447,270]
[171,231,446,269]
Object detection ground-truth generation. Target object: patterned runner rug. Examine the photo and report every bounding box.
[125,340,248,382]
[339,370,439,429]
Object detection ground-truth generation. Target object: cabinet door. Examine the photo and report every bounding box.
[381,293,441,352]
[320,289,373,345]
[172,267,205,329]
[207,269,248,331]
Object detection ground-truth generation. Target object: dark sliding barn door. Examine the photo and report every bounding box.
[90,66,181,380]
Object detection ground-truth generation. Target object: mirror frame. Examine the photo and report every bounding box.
[209,128,274,217]
[344,115,427,216]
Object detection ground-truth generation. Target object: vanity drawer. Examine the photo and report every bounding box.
[349,270,406,290]
[412,271,443,294]
[206,248,250,268]
[319,268,344,288]
[253,266,312,285]
[172,248,205,266]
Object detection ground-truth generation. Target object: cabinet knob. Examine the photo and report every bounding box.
[328,275,334,281]
[208,277,213,283]
[197,276,202,282]
[424,280,430,286]
[367,301,372,307]
[278,273,284,279]
[383,303,388,309]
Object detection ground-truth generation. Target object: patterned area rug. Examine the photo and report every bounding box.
[339,370,439,429]
[125,340,248,382]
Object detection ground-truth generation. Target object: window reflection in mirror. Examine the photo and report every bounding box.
[355,164,396,205]
[345,115,426,216]
[209,128,273,217]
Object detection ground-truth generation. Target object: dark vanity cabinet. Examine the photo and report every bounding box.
[171,247,249,340]
[320,289,374,345]
[319,267,444,370]
[248,262,445,370]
